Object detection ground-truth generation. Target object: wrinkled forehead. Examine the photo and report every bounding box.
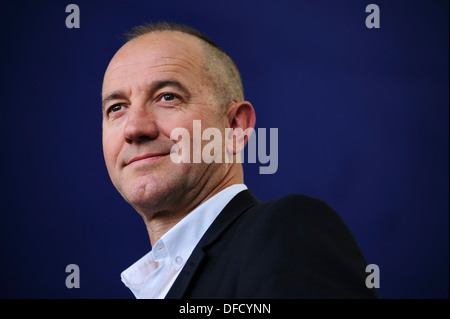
[102,32,207,94]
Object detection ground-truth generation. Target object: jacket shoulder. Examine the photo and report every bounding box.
[242,193,359,253]
[234,193,377,298]
[246,193,344,230]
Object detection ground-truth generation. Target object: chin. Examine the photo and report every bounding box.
[121,174,175,211]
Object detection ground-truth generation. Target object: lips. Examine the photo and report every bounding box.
[127,153,168,165]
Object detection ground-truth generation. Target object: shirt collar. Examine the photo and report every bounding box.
[158,183,247,266]
[121,184,247,287]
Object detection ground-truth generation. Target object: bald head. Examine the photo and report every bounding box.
[123,22,244,109]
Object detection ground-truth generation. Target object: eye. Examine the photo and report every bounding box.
[107,103,124,114]
[160,93,178,102]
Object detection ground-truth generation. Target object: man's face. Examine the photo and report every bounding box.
[102,32,227,213]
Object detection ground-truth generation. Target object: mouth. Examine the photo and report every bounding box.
[127,153,169,166]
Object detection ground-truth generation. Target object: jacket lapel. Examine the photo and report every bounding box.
[165,190,260,298]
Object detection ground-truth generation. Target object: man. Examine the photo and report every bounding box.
[102,22,378,298]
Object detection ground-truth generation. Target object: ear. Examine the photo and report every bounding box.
[225,101,256,156]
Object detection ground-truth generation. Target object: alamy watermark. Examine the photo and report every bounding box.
[65,4,380,30]
[169,120,278,174]
[365,264,380,289]
[65,4,80,29]
[365,4,380,29]
[65,264,80,288]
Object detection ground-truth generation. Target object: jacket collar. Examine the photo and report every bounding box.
[165,190,260,298]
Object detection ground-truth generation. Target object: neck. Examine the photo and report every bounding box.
[142,164,243,246]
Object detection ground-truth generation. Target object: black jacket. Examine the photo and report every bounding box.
[166,190,379,298]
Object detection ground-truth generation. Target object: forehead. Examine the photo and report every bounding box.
[102,32,206,94]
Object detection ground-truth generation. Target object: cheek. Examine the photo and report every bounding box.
[155,111,189,135]
[102,128,122,178]
[158,111,220,136]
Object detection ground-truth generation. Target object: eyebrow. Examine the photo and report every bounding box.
[101,79,191,113]
[101,90,127,113]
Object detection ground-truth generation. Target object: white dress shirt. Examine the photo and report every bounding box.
[120,184,248,299]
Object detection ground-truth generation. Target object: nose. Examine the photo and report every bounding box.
[123,105,159,144]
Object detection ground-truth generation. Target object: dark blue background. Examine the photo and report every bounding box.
[0,0,448,298]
